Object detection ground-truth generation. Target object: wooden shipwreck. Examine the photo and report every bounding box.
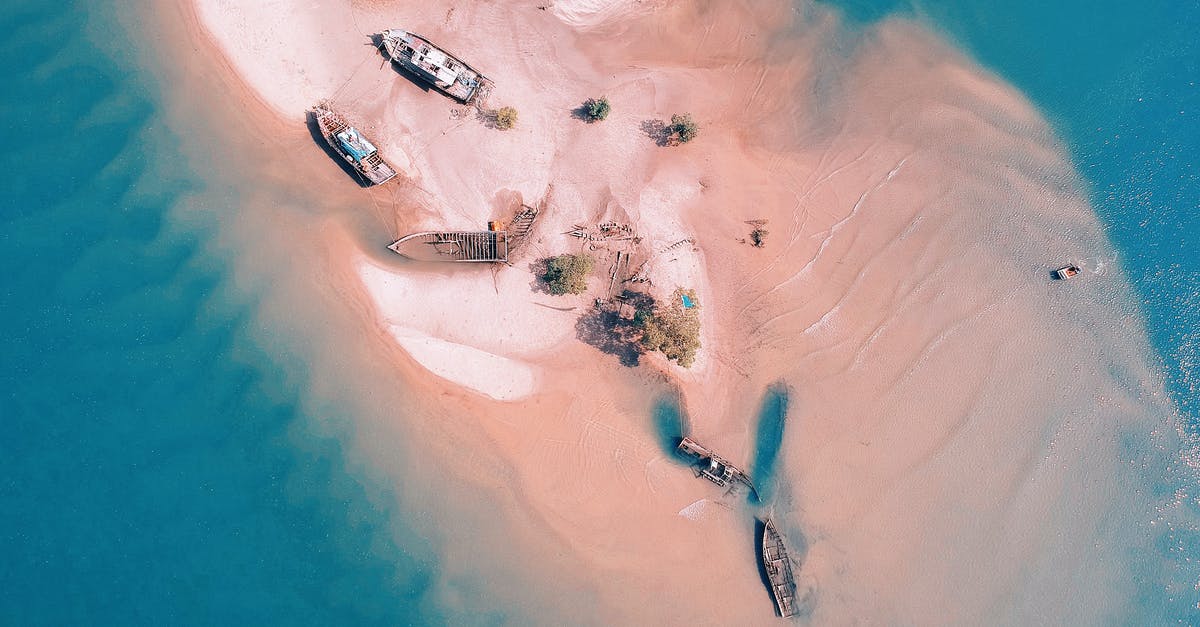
[677,437,755,494]
[378,29,494,105]
[388,205,538,263]
[310,102,397,186]
[760,519,799,618]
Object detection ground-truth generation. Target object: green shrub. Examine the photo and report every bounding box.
[668,113,699,144]
[751,226,769,247]
[585,97,611,122]
[495,106,518,130]
[543,254,594,295]
[639,288,701,367]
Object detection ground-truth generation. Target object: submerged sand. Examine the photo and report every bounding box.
[179,0,1197,623]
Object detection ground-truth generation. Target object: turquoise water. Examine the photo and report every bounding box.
[0,2,449,624]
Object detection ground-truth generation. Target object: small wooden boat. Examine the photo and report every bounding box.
[388,206,539,263]
[1054,265,1081,280]
[760,519,798,618]
[388,230,509,263]
[310,103,397,185]
[379,29,494,105]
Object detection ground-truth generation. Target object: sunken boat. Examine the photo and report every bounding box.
[311,103,397,185]
[677,437,756,494]
[760,519,799,618]
[379,29,494,105]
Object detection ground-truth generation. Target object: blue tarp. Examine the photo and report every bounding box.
[335,127,376,163]
[681,293,696,308]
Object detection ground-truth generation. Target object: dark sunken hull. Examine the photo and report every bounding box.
[760,519,798,618]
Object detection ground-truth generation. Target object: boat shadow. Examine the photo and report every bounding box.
[753,519,774,609]
[303,110,370,188]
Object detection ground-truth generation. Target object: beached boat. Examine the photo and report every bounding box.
[388,206,539,263]
[311,103,398,185]
[1054,265,1081,280]
[389,230,509,263]
[378,29,494,105]
[760,519,799,618]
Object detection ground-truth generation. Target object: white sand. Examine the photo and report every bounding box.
[387,327,538,401]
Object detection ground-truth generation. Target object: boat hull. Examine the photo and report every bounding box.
[388,231,509,262]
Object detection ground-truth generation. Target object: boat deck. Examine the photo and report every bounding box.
[311,103,397,185]
[379,29,493,105]
[677,437,755,493]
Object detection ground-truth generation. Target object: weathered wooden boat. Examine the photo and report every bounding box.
[760,519,799,618]
[388,230,509,263]
[311,103,397,185]
[388,205,539,263]
[677,437,755,493]
[1054,265,1081,280]
[378,29,494,105]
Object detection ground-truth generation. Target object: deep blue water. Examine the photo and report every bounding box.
[0,3,444,624]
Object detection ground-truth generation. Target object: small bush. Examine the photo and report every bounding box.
[495,106,518,130]
[543,253,594,295]
[639,288,701,367]
[585,97,611,122]
[751,227,769,247]
[668,113,699,144]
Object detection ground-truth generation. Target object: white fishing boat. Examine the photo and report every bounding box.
[379,29,493,104]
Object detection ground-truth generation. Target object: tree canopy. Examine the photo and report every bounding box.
[543,253,594,295]
[585,97,611,122]
[638,288,701,367]
[495,106,518,130]
[668,113,699,144]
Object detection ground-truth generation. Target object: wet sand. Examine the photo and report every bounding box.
[177,0,1195,623]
